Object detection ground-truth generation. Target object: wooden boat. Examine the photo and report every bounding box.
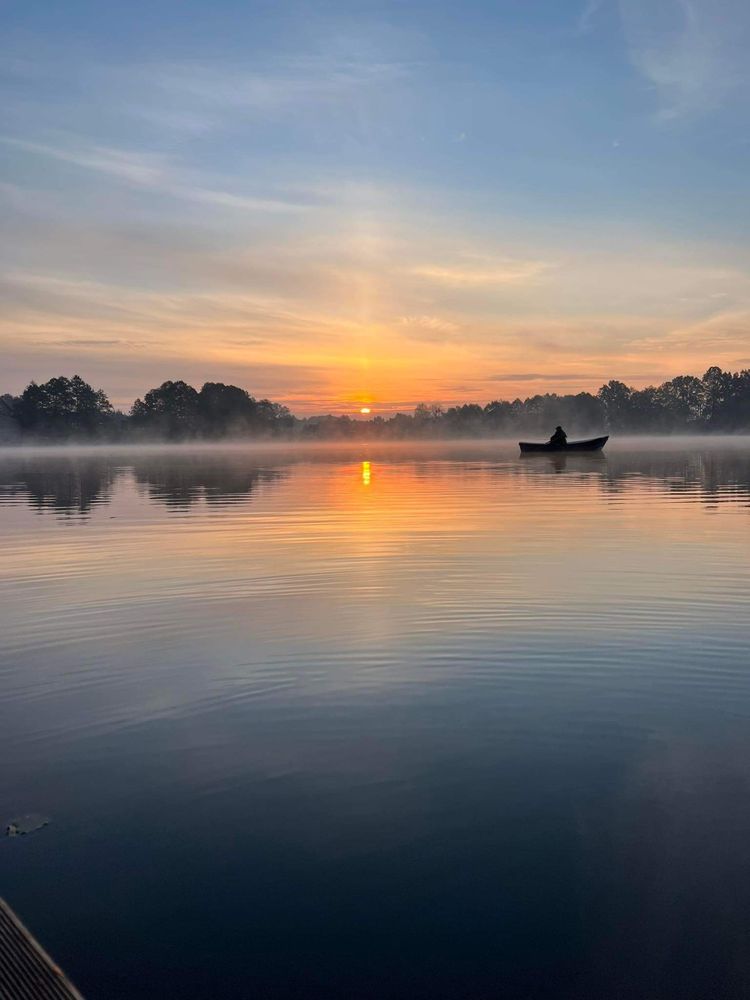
[519,435,608,454]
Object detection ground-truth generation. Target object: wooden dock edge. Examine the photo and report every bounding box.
[0,897,84,999]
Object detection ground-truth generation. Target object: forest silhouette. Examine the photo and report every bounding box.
[2,367,750,442]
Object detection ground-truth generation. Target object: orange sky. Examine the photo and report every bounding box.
[3,1,750,415]
[3,230,749,415]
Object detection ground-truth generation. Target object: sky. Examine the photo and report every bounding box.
[2,0,750,414]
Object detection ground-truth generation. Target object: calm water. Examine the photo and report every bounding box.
[1,440,750,999]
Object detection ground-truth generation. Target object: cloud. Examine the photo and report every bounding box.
[398,315,460,334]
[0,136,314,214]
[1,138,166,184]
[114,52,415,140]
[619,0,750,118]
[491,372,598,382]
[0,269,363,357]
[56,338,126,346]
[576,0,605,35]
[635,309,750,354]
[146,57,411,116]
[410,257,551,286]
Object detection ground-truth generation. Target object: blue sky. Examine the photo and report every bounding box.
[2,0,750,412]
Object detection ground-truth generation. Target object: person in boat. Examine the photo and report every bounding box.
[549,425,567,447]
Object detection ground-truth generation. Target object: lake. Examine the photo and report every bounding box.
[1,439,750,999]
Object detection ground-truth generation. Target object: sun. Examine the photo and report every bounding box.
[359,406,371,414]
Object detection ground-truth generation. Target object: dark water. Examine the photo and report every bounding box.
[1,440,750,999]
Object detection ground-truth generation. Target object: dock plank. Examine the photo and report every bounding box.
[0,899,83,999]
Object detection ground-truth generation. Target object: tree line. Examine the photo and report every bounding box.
[1,367,750,442]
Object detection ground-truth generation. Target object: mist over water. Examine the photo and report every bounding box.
[1,439,750,999]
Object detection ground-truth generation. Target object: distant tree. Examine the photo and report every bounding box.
[564,392,605,430]
[413,403,443,421]
[628,386,669,431]
[597,380,633,430]
[198,382,256,437]
[13,375,113,439]
[413,403,444,436]
[443,403,485,436]
[303,414,359,439]
[0,393,21,442]
[253,399,295,435]
[728,369,750,429]
[484,399,514,433]
[657,375,704,428]
[518,394,546,431]
[131,380,200,439]
[385,412,414,439]
[701,366,734,428]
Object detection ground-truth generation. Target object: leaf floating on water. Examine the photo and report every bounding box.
[6,813,50,837]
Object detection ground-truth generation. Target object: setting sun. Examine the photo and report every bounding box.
[360,407,371,414]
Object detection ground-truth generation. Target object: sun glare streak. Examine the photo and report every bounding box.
[362,461,371,486]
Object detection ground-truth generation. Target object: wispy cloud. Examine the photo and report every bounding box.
[398,315,459,333]
[576,0,605,36]
[1,137,166,184]
[492,372,598,382]
[58,338,127,346]
[410,257,551,286]
[634,309,750,354]
[146,57,411,114]
[117,53,415,138]
[0,269,361,348]
[0,135,314,213]
[619,0,750,119]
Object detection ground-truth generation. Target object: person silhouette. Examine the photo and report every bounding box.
[549,425,567,447]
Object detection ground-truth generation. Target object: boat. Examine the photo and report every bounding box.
[519,435,608,454]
